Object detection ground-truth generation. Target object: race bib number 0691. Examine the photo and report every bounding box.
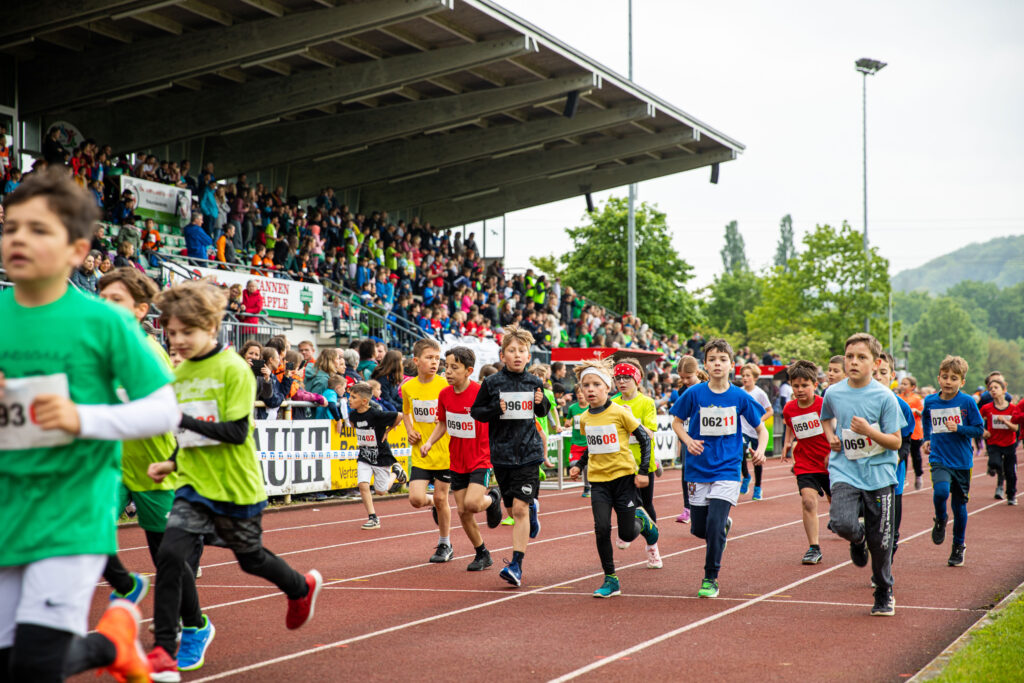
[841,425,885,460]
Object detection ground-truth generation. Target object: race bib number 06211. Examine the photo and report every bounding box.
[699,406,737,437]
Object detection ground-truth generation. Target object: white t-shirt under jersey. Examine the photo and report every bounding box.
[741,385,771,438]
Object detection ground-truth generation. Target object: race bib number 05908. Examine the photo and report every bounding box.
[791,412,824,439]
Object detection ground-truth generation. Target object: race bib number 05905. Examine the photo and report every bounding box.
[446,413,476,439]
[0,374,75,451]
[699,406,737,437]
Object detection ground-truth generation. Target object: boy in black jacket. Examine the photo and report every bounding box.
[471,325,550,587]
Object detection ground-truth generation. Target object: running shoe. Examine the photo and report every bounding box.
[871,589,895,616]
[148,646,180,683]
[110,572,150,605]
[739,476,751,495]
[593,575,621,598]
[467,551,493,572]
[752,486,763,501]
[849,537,869,567]
[485,490,503,529]
[581,486,591,498]
[177,614,215,672]
[931,517,947,545]
[635,506,659,545]
[616,538,632,550]
[499,559,522,587]
[429,542,454,563]
[676,508,691,524]
[948,544,966,567]
[697,578,719,598]
[501,515,515,526]
[361,516,380,530]
[801,545,822,565]
[995,486,1005,500]
[528,499,541,538]
[1008,497,1018,506]
[391,462,408,485]
[285,570,323,630]
[96,600,150,683]
[646,543,663,569]
[914,475,923,490]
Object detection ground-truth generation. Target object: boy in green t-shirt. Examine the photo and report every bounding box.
[1,168,179,682]
[145,281,322,678]
[566,392,591,497]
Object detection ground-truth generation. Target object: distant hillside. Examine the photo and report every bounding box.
[892,234,1024,294]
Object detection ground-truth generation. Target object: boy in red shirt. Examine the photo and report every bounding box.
[781,360,833,565]
[980,377,1018,505]
[423,346,503,570]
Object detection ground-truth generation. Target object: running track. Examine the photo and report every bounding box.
[77,451,1024,682]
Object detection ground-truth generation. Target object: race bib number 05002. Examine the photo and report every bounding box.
[929,407,961,434]
[699,406,737,437]
[791,412,824,439]
[500,392,534,420]
[412,399,438,423]
[841,425,885,460]
[0,374,75,451]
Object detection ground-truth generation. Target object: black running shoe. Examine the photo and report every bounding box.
[485,490,502,529]
[801,546,822,565]
[871,589,895,616]
[948,544,965,567]
[429,542,453,563]
[931,517,946,545]
[467,551,493,572]
[850,538,869,567]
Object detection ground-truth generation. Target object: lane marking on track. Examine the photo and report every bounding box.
[548,499,1006,682]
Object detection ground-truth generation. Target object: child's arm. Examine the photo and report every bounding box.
[533,385,550,418]
[43,384,179,441]
[671,416,703,455]
[751,421,768,465]
[632,424,652,489]
[822,418,841,452]
[179,413,249,445]
[946,399,984,439]
[470,379,501,423]
[422,420,448,453]
[781,423,794,462]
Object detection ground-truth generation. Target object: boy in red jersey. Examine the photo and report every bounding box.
[980,377,1018,505]
[781,360,832,565]
[423,346,503,570]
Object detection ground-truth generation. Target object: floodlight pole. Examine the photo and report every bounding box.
[626,0,637,317]
[856,57,886,333]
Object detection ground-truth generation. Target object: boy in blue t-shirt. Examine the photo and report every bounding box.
[670,338,767,599]
[821,333,903,617]
[922,355,984,567]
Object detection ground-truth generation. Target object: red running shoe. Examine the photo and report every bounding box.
[146,646,180,683]
[96,600,152,683]
[286,570,323,630]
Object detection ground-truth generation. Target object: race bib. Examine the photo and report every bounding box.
[573,414,581,431]
[841,425,885,460]
[446,412,476,439]
[412,399,438,423]
[356,428,377,448]
[585,424,620,455]
[500,391,534,420]
[992,414,1013,430]
[791,412,824,439]
[0,374,75,451]
[177,400,219,449]
[699,406,737,437]
[929,408,961,434]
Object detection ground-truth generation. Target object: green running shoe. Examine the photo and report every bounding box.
[697,578,719,598]
[635,506,659,545]
[593,575,621,598]
[500,515,515,526]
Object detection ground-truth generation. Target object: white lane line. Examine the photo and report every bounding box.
[548,499,1006,682]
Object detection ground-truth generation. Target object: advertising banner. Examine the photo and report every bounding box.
[162,265,324,320]
[120,175,191,226]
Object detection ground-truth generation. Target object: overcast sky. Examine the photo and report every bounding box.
[489,0,1024,289]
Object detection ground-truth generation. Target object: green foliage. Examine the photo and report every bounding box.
[746,222,893,355]
[892,234,1024,294]
[528,254,564,280]
[986,338,1024,395]
[765,330,831,367]
[720,220,749,274]
[892,290,933,329]
[702,269,763,338]
[908,297,988,389]
[774,214,797,271]
[548,196,701,334]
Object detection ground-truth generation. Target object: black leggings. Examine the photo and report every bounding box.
[590,476,641,575]
[103,529,203,595]
[680,452,690,509]
[690,498,732,580]
[636,474,656,523]
[740,459,763,487]
[910,439,924,477]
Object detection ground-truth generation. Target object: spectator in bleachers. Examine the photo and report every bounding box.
[226,284,244,316]
[199,179,219,236]
[217,223,239,265]
[97,253,113,275]
[42,127,65,164]
[184,211,214,259]
[370,350,403,412]
[113,240,137,269]
[342,349,362,387]
[70,251,100,293]
[91,224,113,254]
[241,280,263,333]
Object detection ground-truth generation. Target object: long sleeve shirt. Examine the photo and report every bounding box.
[470,367,550,467]
[922,391,984,470]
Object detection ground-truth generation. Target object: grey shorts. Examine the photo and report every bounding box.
[167,498,264,555]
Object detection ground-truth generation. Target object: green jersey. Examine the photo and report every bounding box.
[0,287,173,565]
[613,392,658,473]
[567,401,589,447]
[173,347,265,505]
[121,335,178,492]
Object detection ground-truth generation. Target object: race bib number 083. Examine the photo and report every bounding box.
[0,374,75,451]
[699,406,737,437]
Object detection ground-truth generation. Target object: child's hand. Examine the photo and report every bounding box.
[944,418,959,432]
[829,434,842,452]
[751,448,766,466]
[635,474,650,489]
[148,460,175,483]
[850,416,871,436]
[922,441,931,457]
[31,395,81,435]
[499,399,507,414]
[569,466,581,481]
[260,365,271,379]
[686,439,705,456]
[407,429,422,445]
[983,430,991,440]
[534,388,543,405]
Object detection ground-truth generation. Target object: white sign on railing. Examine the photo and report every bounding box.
[162,265,324,320]
[120,175,191,225]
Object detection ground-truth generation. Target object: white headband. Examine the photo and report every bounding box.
[580,367,613,389]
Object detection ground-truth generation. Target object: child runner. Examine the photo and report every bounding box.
[566,391,591,497]
[348,382,402,530]
[922,355,984,567]
[821,333,903,616]
[980,377,1018,506]
[670,339,767,598]
[874,352,916,562]
[1,169,179,682]
[570,360,658,597]
[739,363,773,500]
[146,281,322,679]
[675,358,702,523]
[780,360,832,565]
[471,325,549,587]
[980,372,1012,499]
[422,347,503,570]
[611,359,661,568]
[402,338,454,563]
[899,374,926,490]
[826,355,846,389]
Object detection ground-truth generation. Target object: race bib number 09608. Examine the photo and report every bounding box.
[500,392,534,420]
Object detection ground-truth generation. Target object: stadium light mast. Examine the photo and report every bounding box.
[627,0,637,316]
[856,57,886,333]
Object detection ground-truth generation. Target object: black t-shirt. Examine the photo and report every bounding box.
[350,406,399,466]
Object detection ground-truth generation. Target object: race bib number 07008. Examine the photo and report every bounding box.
[699,406,737,437]
[929,408,961,434]
[0,374,75,451]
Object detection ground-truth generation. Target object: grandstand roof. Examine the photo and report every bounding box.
[5,0,744,227]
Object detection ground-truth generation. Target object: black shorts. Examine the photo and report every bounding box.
[590,474,638,512]
[450,468,491,492]
[796,472,831,498]
[931,464,971,502]
[410,466,452,484]
[166,498,263,555]
[492,464,540,508]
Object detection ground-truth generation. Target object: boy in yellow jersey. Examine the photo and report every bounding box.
[402,338,453,563]
[570,360,658,598]
[611,360,661,567]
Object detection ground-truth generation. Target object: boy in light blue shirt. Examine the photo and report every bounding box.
[821,333,903,617]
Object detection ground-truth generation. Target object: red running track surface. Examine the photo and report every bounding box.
[75,451,1024,682]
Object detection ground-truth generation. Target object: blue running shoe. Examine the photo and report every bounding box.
[177,614,215,672]
[499,559,522,587]
[740,476,751,495]
[593,575,621,598]
[752,486,763,501]
[110,573,150,605]
[635,506,659,545]
[529,499,541,538]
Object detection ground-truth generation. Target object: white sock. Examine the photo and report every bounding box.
[439,536,450,546]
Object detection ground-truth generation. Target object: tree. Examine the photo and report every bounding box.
[702,269,763,338]
[528,254,564,280]
[720,220,748,274]
[746,222,893,355]
[986,338,1024,395]
[546,196,701,333]
[766,330,831,367]
[908,297,987,390]
[774,214,797,271]
[892,290,933,329]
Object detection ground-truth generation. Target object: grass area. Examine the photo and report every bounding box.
[932,592,1024,682]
